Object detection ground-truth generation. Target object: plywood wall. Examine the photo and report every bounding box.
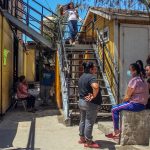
[0,14,14,114]
[24,49,35,82]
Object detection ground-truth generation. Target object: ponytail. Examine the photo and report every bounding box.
[82,62,94,73]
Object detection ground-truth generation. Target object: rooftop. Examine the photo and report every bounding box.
[91,7,149,18]
[87,7,150,21]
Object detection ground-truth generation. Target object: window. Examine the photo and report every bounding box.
[94,14,97,22]
[100,27,109,43]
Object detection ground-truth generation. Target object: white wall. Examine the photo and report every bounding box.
[120,24,150,98]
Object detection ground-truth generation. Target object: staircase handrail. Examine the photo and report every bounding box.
[58,20,69,74]
[57,18,70,120]
[96,29,120,101]
[96,29,119,72]
[8,0,58,41]
[13,5,57,36]
[32,0,58,17]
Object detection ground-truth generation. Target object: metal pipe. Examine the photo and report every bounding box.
[41,6,43,35]
[32,0,58,17]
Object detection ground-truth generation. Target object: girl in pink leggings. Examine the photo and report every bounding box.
[106,63,149,139]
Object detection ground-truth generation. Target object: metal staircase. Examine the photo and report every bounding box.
[63,43,116,125]
[57,19,118,125]
[0,0,118,125]
[0,0,58,49]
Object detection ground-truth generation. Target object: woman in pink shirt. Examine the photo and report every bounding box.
[17,75,36,112]
[106,63,149,139]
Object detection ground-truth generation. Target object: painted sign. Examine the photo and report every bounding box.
[3,48,9,66]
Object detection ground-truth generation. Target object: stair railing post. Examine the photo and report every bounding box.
[102,43,105,73]
[41,6,44,36]
[26,0,29,27]
[117,70,120,104]
[15,0,18,18]
[9,0,13,14]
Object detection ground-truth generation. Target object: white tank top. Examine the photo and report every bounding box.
[67,9,78,21]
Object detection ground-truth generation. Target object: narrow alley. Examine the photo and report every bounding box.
[0,106,116,150]
[0,0,150,150]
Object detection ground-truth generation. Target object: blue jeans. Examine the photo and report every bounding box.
[68,20,78,40]
[78,99,98,140]
[112,102,145,130]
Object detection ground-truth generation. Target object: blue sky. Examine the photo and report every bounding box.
[23,0,146,42]
[26,0,94,19]
[24,0,94,41]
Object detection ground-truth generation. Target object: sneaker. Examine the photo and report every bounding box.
[84,141,100,148]
[78,137,86,144]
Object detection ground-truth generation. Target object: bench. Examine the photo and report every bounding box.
[120,110,150,146]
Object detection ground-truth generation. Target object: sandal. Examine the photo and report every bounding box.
[105,133,119,139]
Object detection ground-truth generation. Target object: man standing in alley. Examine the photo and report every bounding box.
[40,64,55,106]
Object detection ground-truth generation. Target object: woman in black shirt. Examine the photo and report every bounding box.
[78,62,102,148]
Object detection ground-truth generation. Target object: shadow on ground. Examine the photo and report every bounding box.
[0,100,61,150]
[95,140,116,150]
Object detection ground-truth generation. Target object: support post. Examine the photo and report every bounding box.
[55,51,62,109]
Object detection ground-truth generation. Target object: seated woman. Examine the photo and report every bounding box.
[106,63,149,139]
[17,75,36,112]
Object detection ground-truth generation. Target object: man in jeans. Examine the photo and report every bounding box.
[40,64,55,105]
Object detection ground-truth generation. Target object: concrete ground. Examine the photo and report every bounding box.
[0,102,117,150]
[0,102,149,150]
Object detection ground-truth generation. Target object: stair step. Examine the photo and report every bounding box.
[69,102,112,106]
[69,94,109,98]
[69,78,104,81]
[65,44,93,49]
[69,71,101,74]
[97,112,112,117]
[68,64,98,67]
[66,48,94,51]
[69,86,107,89]
[102,95,110,97]
[68,58,97,60]
[69,71,83,73]
[70,111,112,117]
[67,52,95,54]
[66,49,94,52]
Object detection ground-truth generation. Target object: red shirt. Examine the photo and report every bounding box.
[17,82,29,99]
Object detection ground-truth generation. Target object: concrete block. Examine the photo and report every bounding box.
[120,110,150,146]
